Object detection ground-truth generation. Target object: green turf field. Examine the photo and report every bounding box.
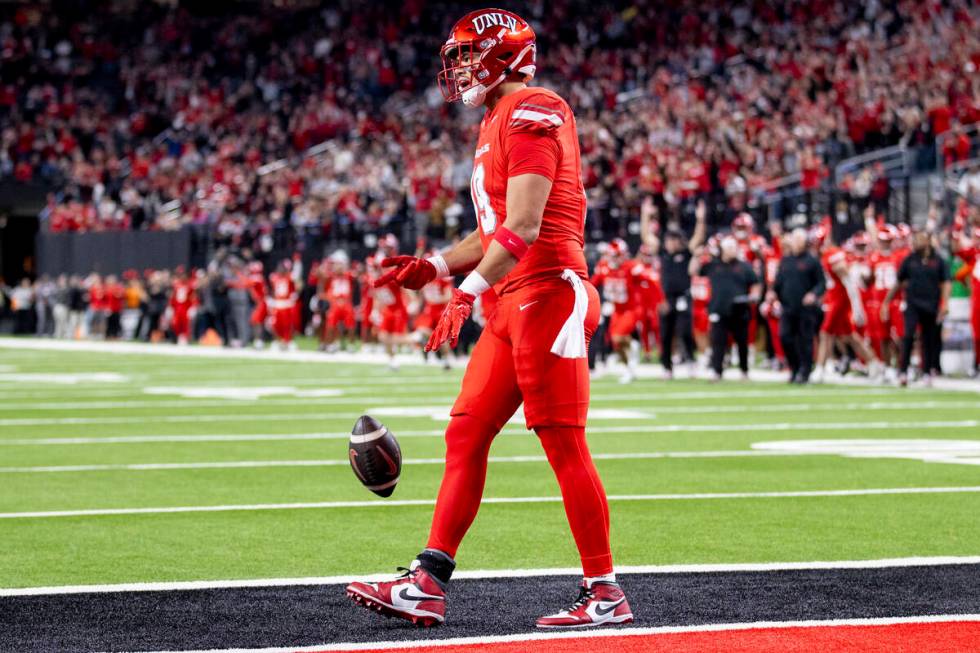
[1,342,979,589]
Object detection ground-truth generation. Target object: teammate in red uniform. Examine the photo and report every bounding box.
[635,244,666,362]
[591,239,642,383]
[813,231,879,382]
[168,268,196,345]
[864,222,902,371]
[733,213,766,353]
[373,278,414,370]
[268,261,297,350]
[347,9,631,630]
[759,238,787,367]
[953,226,980,376]
[415,249,454,369]
[358,256,380,346]
[320,252,357,351]
[246,261,267,348]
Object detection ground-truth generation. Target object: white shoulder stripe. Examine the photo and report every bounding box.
[510,109,564,127]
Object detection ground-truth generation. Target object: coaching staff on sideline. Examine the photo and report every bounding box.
[770,228,825,384]
[690,235,760,381]
[640,197,706,378]
[882,230,951,386]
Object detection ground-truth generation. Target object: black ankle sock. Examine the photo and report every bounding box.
[417,548,455,587]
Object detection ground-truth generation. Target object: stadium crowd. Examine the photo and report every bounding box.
[4,195,979,385]
[1,1,979,384]
[1,0,978,242]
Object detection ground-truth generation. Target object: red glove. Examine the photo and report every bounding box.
[425,289,475,351]
[374,256,437,290]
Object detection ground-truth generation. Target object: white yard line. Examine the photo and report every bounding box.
[3,398,976,413]
[3,420,977,446]
[141,615,980,653]
[5,336,979,393]
[4,556,980,597]
[0,387,918,402]
[0,450,801,474]
[6,406,980,427]
[3,486,979,520]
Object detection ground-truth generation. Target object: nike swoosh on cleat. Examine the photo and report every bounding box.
[396,586,444,602]
[594,598,625,616]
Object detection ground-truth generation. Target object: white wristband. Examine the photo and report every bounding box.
[426,255,450,279]
[458,271,491,297]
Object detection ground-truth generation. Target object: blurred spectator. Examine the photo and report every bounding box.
[0,1,975,245]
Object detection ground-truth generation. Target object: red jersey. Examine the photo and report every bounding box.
[956,246,980,293]
[869,250,901,303]
[322,272,355,306]
[372,283,407,311]
[633,262,664,312]
[591,260,640,308]
[421,277,453,307]
[691,275,711,306]
[470,87,587,295]
[170,279,195,309]
[821,247,849,304]
[89,283,107,311]
[105,283,125,314]
[737,235,767,263]
[248,272,267,303]
[763,250,781,286]
[268,272,296,309]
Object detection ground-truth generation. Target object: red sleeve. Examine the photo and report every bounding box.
[505,130,560,180]
[504,92,566,181]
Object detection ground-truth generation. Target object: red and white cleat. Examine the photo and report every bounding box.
[346,561,446,627]
[536,581,633,629]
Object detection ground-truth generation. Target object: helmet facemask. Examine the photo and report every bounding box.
[438,37,535,108]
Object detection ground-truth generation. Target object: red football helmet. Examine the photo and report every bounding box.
[438,9,537,107]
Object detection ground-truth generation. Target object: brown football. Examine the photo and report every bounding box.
[348,415,402,497]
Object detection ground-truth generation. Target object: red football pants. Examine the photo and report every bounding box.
[426,416,613,577]
[426,277,613,577]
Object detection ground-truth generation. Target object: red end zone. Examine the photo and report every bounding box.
[330,620,980,653]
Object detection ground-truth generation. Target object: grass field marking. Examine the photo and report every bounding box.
[4,556,980,597]
[5,409,979,427]
[5,398,976,413]
[4,420,978,446]
[4,486,980,520]
[0,450,809,474]
[107,614,980,653]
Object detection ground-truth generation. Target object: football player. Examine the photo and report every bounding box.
[812,228,880,382]
[591,239,642,383]
[168,266,196,345]
[952,221,980,377]
[246,261,268,348]
[372,275,413,371]
[268,260,298,350]
[346,9,631,630]
[635,243,666,363]
[414,247,454,369]
[319,251,357,352]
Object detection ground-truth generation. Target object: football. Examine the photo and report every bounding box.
[348,415,402,497]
